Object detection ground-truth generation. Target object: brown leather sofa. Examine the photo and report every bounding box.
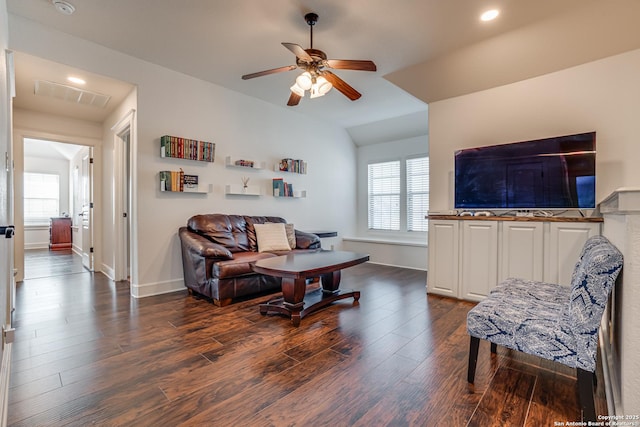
[178,214,321,306]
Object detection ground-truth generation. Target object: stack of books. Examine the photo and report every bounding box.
[160,169,198,192]
[160,135,215,162]
[272,178,294,197]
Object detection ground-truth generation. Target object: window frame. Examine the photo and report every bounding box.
[366,154,429,235]
[24,172,61,225]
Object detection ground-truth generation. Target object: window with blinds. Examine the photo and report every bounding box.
[407,157,429,232]
[368,161,400,230]
[24,172,60,223]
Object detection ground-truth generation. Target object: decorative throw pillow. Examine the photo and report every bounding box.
[284,223,296,249]
[254,223,291,252]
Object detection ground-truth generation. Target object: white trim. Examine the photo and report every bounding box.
[100,262,115,281]
[600,315,622,415]
[110,108,135,132]
[366,260,427,271]
[130,279,185,298]
[342,236,427,247]
[24,243,48,250]
[111,109,135,284]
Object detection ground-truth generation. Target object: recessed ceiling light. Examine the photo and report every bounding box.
[67,76,86,85]
[480,9,500,22]
[51,0,75,15]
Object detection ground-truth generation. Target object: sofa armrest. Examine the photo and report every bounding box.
[294,230,321,249]
[179,228,233,259]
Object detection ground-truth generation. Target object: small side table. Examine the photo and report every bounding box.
[308,231,338,238]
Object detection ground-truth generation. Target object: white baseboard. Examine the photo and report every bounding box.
[24,243,48,250]
[130,279,185,298]
[101,263,115,281]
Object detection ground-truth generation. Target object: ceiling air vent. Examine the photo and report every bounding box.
[34,80,111,108]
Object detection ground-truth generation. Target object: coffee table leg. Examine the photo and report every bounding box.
[320,270,341,293]
[281,277,306,326]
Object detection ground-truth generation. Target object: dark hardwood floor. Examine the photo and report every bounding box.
[23,248,86,280]
[9,253,607,426]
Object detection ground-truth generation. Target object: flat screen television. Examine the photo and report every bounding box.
[454,132,596,210]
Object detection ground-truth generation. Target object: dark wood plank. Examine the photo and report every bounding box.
[468,367,537,427]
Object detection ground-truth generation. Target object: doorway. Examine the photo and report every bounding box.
[21,138,93,280]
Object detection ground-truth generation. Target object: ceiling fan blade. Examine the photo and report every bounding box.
[242,65,297,80]
[326,59,377,72]
[287,92,302,106]
[282,43,313,62]
[322,71,361,101]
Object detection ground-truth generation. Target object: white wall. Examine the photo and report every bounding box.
[9,15,358,297]
[343,135,428,270]
[429,49,640,212]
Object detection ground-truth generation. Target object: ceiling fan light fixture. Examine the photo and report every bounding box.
[315,76,332,95]
[290,82,305,97]
[295,72,313,90]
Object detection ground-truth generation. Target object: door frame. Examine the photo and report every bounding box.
[12,130,100,283]
[111,109,136,283]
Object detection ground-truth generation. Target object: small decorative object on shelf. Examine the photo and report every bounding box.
[160,135,215,162]
[225,156,265,170]
[272,178,306,198]
[278,158,307,174]
[225,184,261,196]
[241,177,250,192]
[236,160,254,167]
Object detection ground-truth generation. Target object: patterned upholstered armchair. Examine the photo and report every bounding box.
[466,235,623,421]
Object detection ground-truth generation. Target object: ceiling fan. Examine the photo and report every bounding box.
[241,12,377,106]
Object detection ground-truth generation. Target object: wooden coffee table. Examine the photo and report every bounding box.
[251,250,369,326]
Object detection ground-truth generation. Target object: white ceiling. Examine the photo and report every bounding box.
[7,0,640,144]
[23,137,83,160]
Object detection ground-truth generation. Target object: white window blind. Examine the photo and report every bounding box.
[368,161,400,230]
[407,157,429,232]
[24,172,60,222]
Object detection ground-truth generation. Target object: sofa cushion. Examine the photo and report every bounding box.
[213,251,276,279]
[254,223,291,252]
[284,223,296,249]
[245,216,287,252]
[188,214,250,253]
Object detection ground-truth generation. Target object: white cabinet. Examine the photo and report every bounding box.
[460,221,498,301]
[426,217,602,301]
[545,222,600,285]
[500,221,544,283]
[427,220,459,298]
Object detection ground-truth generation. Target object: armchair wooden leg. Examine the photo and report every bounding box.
[468,336,480,383]
[577,368,596,421]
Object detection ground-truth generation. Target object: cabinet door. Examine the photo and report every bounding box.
[427,220,459,298]
[500,222,543,283]
[546,222,601,285]
[460,221,498,301]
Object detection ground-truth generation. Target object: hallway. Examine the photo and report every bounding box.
[23,249,85,280]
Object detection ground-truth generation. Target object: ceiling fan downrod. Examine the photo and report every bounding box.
[305,13,318,49]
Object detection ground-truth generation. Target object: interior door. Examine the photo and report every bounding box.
[81,149,94,271]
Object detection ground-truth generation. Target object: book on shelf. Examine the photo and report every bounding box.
[160,169,185,192]
[272,178,296,197]
[278,158,307,174]
[160,135,215,162]
[183,174,199,192]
